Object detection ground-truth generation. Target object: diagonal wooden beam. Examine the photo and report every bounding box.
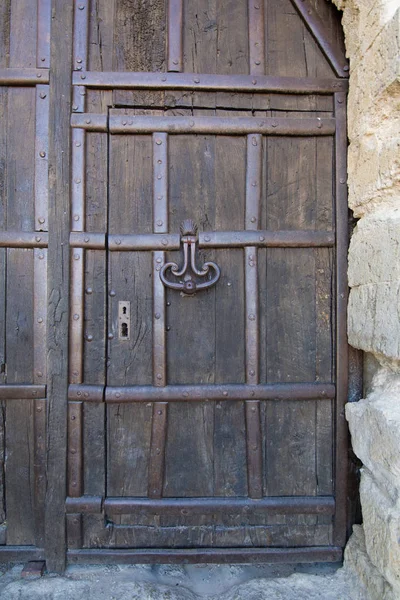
[290,0,349,78]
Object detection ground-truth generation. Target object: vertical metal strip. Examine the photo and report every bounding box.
[333,92,349,546]
[248,0,266,75]
[72,0,89,112]
[148,402,168,498]
[245,133,263,499]
[69,248,85,384]
[245,400,263,498]
[34,397,46,546]
[35,85,49,231]
[71,129,85,231]
[37,0,51,68]
[148,133,169,498]
[167,0,183,72]
[68,402,83,497]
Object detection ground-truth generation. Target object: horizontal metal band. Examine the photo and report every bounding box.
[105,496,335,516]
[68,546,343,564]
[0,546,45,561]
[72,71,348,94]
[66,496,103,514]
[68,384,104,402]
[0,231,49,248]
[109,233,180,251]
[106,383,335,403]
[71,113,108,131]
[109,115,335,136]
[108,231,334,251]
[70,232,106,249]
[0,68,50,85]
[0,385,46,400]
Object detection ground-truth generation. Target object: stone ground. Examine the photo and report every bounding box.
[0,562,370,600]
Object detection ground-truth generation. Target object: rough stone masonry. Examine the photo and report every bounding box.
[331,0,400,598]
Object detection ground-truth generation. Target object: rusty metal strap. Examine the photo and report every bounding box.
[65,496,103,514]
[72,71,348,94]
[0,232,49,248]
[68,384,104,402]
[0,385,46,400]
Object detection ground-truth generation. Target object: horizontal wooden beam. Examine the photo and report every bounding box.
[65,496,103,513]
[0,385,46,400]
[0,68,49,85]
[72,71,348,94]
[105,496,335,516]
[0,231,48,248]
[106,383,335,403]
[68,546,343,564]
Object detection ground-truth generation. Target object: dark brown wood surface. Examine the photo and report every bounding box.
[0,0,357,569]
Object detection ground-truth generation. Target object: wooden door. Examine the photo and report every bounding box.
[64,0,351,564]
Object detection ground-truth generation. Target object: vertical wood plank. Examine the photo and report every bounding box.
[34,398,46,546]
[45,0,73,573]
[9,0,37,68]
[245,400,263,499]
[334,91,349,546]
[167,0,183,72]
[66,513,83,549]
[148,403,168,499]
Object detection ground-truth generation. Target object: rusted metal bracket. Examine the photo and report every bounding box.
[160,220,220,295]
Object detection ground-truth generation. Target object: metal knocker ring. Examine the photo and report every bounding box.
[160,220,221,295]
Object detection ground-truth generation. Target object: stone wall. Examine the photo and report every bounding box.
[331,1,400,598]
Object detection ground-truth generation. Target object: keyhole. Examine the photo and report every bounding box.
[121,322,128,338]
[122,307,127,315]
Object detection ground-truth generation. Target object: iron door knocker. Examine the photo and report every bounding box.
[160,220,221,295]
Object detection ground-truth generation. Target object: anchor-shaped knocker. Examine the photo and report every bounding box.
[160,220,221,295]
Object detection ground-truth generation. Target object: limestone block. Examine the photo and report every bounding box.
[344,524,396,600]
[348,210,400,287]
[346,371,400,500]
[359,469,400,594]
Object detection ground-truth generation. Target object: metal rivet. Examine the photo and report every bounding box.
[254,60,261,65]
[39,151,46,158]
[343,65,349,72]
[157,174,162,180]
[183,392,189,397]
[249,255,254,260]
[80,74,86,80]
[156,220,163,227]
[72,105,78,111]
[39,92,47,99]
[161,76,167,82]
[86,287,93,294]
[204,236,210,242]
[76,66,82,71]
[116,392,121,398]
[173,60,178,65]
[115,239,121,245]
[340,178,346,184]
[37,371,43,378]
[259,236,265,241]
[251,407,256,412]
[38,217,45,225]
[85,119,91,124]
[249,314,255,321]
[156,374,162,380]
[162,238,168,246]
[337,98,343,104]
[41,57,46,62]
[76,58,82,64]
[156,266,161,271]
[36,73,42,78]
[194,77,200,83]
[38,253,44,260]
[157,195,163,200]
[190,120,195,127]
[251,182,257,187]
[252,79,257,85]
[156,448,161,454]
[77,391,82,397]
[73,314,79,320]
[122,120,127,126]
[109,290,116,297]
[108,333,114,340]
[252,137,258,146]
[75,178,81,184]
[249,369,255,376]
[253,445,257,451]
[74,253,80,260]
[251,217,257,223]
[227,282,231,287]
[36,236,41,242]
[155,313,161,319]
[272,121,277,128]
[156,138,162,145]
[73,214,80,221]
[37,317,43,323]
[156,257,162,264]
[223,391,228,397]
[167,302,171,306]
[86,334,93,341]
[71,449,76,455]
[37,406,42,412]
[84,236,89,243]
[75,142,81,147]
[78,3,84,8]
[157,159,162,164]
[73,371,79,377]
